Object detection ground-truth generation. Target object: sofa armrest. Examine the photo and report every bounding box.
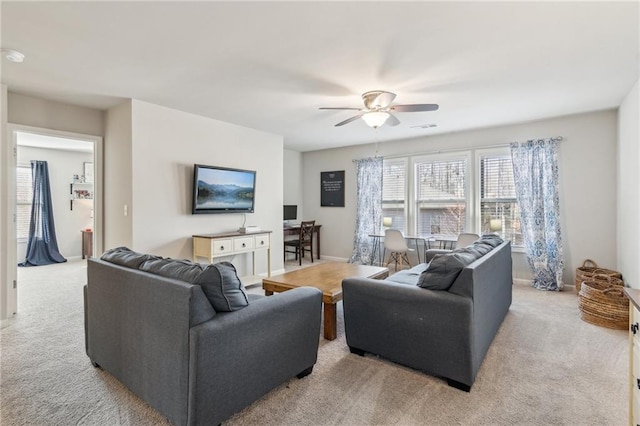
[342,277,473,384]
[187,286,322,426]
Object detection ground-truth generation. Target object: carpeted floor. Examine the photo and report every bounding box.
[0,258,627,425]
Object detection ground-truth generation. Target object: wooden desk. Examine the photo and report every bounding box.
[283,224,322,259]
[81,230,93,259]
[192,231,272,277]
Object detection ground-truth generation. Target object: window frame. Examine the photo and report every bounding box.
[380,147,523,249]
[411,151,473,237]
[16,163,33,241]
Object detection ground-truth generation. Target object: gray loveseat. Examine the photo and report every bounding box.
[84,248,322,425]
[342,236,512,391]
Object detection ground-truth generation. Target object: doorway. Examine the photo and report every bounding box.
[7,125,103,318]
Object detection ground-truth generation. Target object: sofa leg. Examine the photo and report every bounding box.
[90,359,100,369]
[296,366,313,379]
[349,346,365,356]
[446,378,471,392]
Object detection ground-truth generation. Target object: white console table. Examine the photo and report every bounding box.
[192,231,272,277]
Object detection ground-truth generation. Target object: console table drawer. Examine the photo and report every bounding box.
[213,239,233,256]
[254,235,270,249]
[233,237,254,252]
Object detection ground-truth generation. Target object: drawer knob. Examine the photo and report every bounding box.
[632,323,639,334]
[637,378,640,390]
[242,243,246,247]
[220,246,225,251]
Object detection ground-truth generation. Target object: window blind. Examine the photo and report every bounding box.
[382,159,406,232]
[16,166,33,239]
[415,157,467,236]
[480,155,522,245]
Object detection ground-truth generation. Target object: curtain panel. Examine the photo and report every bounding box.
[349,157,383,265]
[510,139,563,291]
[19,160,67,267]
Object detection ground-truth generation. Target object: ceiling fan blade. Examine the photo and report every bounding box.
[391,104,439,112]
[319,107,362,110]
[386,113,400,127]
[335,114,363,127]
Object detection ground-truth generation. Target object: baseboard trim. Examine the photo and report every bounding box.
[513,278,531,286]
[319,255,350,263]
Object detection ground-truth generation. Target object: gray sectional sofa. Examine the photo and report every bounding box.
[342,236,512,391]
[84,247,322,426]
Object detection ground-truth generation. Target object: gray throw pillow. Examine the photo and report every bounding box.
[417,250,480,290]
[195,262,249,312]
[418,254,464,290]
[101,246,159,269]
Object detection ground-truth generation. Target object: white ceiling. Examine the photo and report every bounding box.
[16,132,93,153]
[1,2,638,152]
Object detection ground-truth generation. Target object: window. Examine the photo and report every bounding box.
[479,153,522,245]
[415,156,468,236]
[382,158,406,232]
[380,148,523,248]
[16,165,33,239]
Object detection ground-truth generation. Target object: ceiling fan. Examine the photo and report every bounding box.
[319,90,439,129]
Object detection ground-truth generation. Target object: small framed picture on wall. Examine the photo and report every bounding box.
[84,162,94,183]
[320,170,345,207]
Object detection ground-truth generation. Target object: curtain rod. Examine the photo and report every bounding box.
[353,136,564,162]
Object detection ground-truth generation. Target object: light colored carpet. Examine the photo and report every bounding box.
[0,259,627,425]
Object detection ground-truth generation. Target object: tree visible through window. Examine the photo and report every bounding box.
[16,165,33,239]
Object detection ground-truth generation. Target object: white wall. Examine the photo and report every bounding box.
[128,100,284,276]
[283,149,303,219]
[3,92,104,325]
[8,92,104,137]
[618,79,640,288]
[1,84,11,326]
[104,101,133,250]
[16,146,93,261]
[299,110,619,285]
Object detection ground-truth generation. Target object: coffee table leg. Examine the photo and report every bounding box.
[265,290,273,296]
[323,302,337,340]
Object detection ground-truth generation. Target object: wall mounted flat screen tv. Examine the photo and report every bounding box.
[192,164,256,214]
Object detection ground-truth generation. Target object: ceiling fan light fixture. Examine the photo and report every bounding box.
[362,111,389,128]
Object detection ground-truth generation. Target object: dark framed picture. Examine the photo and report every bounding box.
[320,170,345,207]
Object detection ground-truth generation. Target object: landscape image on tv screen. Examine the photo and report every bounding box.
[193,165,256,213]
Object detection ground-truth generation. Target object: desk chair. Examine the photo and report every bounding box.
[284,220,315,265]
[383,229,414,271]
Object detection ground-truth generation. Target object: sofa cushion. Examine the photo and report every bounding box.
[139,258,249,312]
[140,258,203,282]
[101,246,159,269]
[479,234,504,247]
[386,263,430,286]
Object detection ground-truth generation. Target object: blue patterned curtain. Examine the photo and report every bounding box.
[19,161,67,267]
[510,139,563,291]
[349,157,383,265]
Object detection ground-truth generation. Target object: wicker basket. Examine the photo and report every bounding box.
[578,279,628,330]
[575,259,622,291]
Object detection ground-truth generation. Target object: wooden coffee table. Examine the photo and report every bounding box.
[262,262,389,340]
